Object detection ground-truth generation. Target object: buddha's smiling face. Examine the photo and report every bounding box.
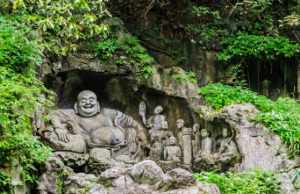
[77,91,99,117]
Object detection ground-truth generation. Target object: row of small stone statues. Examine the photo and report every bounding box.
[139,103,240,170]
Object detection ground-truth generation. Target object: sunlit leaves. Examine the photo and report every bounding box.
[194,170,280,194]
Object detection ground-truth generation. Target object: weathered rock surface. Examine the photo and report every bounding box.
[199,103,298,193]
[128,160,165,185]
[219,103,295,172]
[138,66,202,108]
[165,168,195,187]
[62,160,220,194]
[40,47,299,194]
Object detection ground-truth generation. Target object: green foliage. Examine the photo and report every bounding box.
[0,18,52,192]
[218,33,300,61]
[255,98,300,156]
[93,33,154,78]
[194,170,280,194]
[234,0,273,19]
[0,17,42,72]
[185,0,275,49]
[199,83,300,156]
[185,5,224,49]
[0,0,111,56]
[191,6,220,19]
[173,71,197,84]
[222,64,247,87]
[198,83,272,111]
[0,172,10,192]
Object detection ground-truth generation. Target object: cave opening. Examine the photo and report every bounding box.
[245,61,297,99]
[44,70,196,131]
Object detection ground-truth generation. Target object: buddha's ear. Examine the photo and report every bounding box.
[97,102,101,113]
[74,102,78,114]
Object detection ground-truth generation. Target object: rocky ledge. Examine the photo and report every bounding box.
[60,160,219,194]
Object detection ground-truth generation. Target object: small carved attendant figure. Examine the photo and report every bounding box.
[38,157,64,194]
[139,102,168,141]
[214,128,240,170]
[200,129,213,157]
[192,123,201,158]
[194,129,214,165]
[176,119,185,148]
[149,136,163,161]
[163,136,182,162]
[176,119,193,167]
[149,105,168,130]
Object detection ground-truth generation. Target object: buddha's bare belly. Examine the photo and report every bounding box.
[88,126,125,148]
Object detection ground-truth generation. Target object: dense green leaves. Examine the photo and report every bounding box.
[173,71,197,84]
[0,18,52,192]
[194,170,280,194]
[199,83,300,156]
[198,83,273,111]
[0,0,111,56]
[218,33,300,61]
[93,33,154,78]
[0,17,41,72]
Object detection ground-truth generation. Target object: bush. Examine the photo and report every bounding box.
[194,170,281,194]
[198,83,273,111]
[0,18,52,192]
[199,83,300,156]
[93,33,154,78]
[0,17,41,72]
[218,33,300,61]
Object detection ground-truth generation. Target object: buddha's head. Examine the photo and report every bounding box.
[176,119,184,129]
[193,123,200,133]
[169,136,177,145]
[201,128,209,137]
[154,105,163,114]
[74,90,100,117]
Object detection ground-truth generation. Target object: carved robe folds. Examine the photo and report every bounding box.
[42,108,145,160]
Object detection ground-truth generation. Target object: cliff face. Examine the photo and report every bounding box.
[38,1,300,193]
[1,1,300,194]
[107,0,299,98]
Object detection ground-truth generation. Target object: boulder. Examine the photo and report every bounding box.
[165,168,195,187]
[129,160,165,185]
[220,104,295,172]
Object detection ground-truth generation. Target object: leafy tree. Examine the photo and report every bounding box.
[0,0,111,56]
[218,33,300,61]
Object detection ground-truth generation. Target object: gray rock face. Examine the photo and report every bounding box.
[215,103,298,193]
[220,104,294,172]
[100,167,127,180]
[38,51,300,194]
[61,160,220,194]
[166,168,195,187]
[139,67,201,107]
[64,173,100,194]
[129,160,165,185]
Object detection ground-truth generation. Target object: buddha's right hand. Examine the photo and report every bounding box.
[55,129,70,143]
